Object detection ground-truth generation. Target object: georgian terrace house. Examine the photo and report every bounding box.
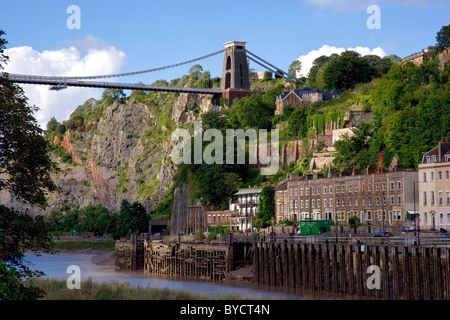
[274,166,418,226]
[419,141,450,231]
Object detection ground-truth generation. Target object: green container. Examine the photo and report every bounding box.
[298,220,331,235]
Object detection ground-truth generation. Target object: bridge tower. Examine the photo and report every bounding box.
[221,41,252,101]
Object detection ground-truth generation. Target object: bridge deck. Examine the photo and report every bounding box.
[3,73,222,95]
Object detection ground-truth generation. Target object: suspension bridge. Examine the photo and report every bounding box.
[2,41,289,100]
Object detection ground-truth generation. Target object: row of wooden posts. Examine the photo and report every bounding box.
[115,236,450,299]
[253,242,450,300]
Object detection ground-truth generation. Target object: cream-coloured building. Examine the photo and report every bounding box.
[418,142,450,231]
[274,166,418,226]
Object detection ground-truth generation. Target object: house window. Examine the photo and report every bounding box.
[336,185,339,193]
[312,200,315,208]
[342,186,345,193]
[445,155,450,162]
[329,199,333,207]
[306,200,309,208]
[324,199,327,207]
[423,192,427,206]
[349,198,352,207]
[355,184,358,193]
[295,188,298,196]
[305,188,309,196]
[446,171,449,180]
[390,196,394,205]
[398,196,401,205]
[439,191,443,206]
[398,181,401,190]
[349,184,352,193]
[447,191,450,205]
[382,182,386,191]
[439,171,442,180]
[336,199,340,207]
[423,172,427,182]
[368,184,371,192]
[329,186,332,193]
[390,182,394,191]
[431,191,435,206]
[279,204,283,213]
[368,198,372,206]
[300,188,303,196]
[317,187,321,195]
[324,187,327,194]
[440,213,444,224]
[376,183,379,191]
[431,172,434,181]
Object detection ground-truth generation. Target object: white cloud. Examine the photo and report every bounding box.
[3,35,127,128]
[296,44,387,77]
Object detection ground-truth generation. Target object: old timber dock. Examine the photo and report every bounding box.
[115,234,450,300]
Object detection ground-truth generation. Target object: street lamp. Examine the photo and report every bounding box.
[413,180,420,246]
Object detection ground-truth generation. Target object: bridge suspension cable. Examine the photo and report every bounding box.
[245,49,288,76]
[4,49,226,82]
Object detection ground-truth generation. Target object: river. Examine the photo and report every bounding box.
[23,251,357,300]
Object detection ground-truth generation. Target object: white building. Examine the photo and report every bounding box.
[232,187,262,232]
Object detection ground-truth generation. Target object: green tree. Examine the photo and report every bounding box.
[0,29,56,300]
[117,200,149,237]
[287,108,308,137]
[228,93,274,130]
[333,121,376,172]
[322,51,373,91]
[255,186,275,229]
[287,60,302,83]
[45,117,59,134]
[436,23,450,52]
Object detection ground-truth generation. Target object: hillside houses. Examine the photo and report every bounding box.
[275,87,340,115]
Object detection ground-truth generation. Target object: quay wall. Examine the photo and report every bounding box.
[253,242,450,300]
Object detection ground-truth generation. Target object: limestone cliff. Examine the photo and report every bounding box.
[0,91,216,216]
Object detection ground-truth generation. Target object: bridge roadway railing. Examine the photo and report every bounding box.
[262,234,450,246]
[3,72,222,94]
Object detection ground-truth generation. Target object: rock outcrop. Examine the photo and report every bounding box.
[1,92,216,216]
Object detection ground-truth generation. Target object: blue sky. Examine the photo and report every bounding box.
[1,0,449,126]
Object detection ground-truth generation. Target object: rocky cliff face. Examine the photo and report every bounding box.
[0,91,217,216]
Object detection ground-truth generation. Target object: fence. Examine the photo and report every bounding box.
[253,242,450,300]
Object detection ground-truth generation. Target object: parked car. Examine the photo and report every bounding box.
[400,225,417,232]
[373,231,394,237]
